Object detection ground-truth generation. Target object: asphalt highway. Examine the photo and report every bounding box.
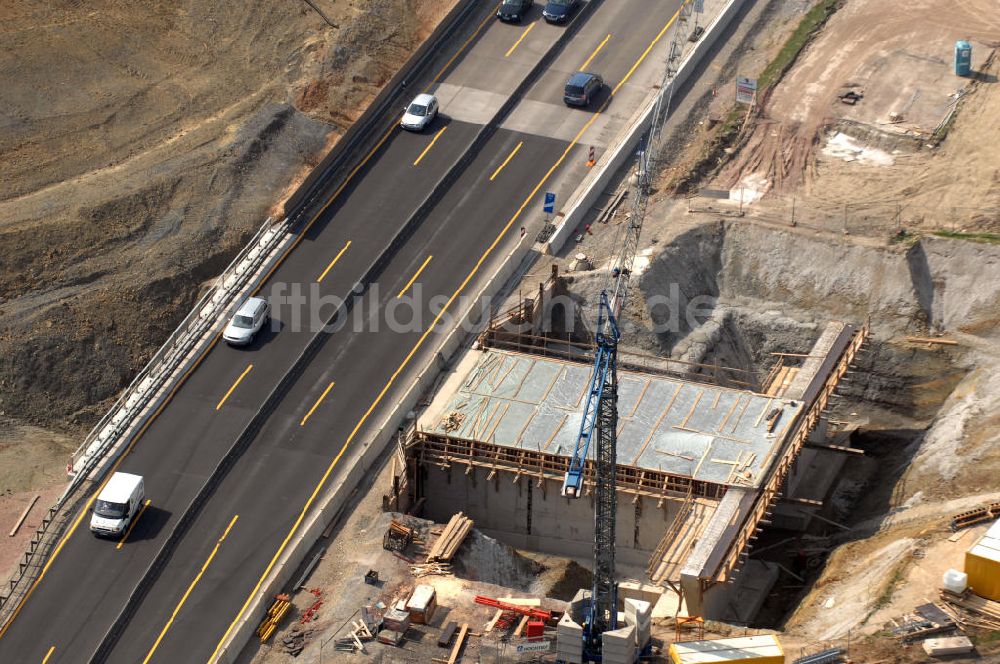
[0,0,684,661]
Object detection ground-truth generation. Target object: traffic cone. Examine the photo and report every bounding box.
[586,145,596,167]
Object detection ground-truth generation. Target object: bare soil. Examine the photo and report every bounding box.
[535,0,1000,657]
[718,0,1000,233]
[238,458,585,664]
[0,0,455,582]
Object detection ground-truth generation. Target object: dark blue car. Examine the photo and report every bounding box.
[497,0,533,22]
[564,71,603,106]
[543,0,579,23]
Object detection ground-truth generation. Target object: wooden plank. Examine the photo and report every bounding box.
[680,388,704,429]
[485,609,503,633]
[906,336,958,346]
[447,623,469,664]
[631,383,681,465]
[9,495,39,537]
[542,414,568,452]
[514,615,529,637]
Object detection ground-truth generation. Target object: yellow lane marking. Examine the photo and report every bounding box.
[216,364,254,411]
[116,499,152,550]
[613,2,685,96]
[505,21,536,58]
[413,126,448,167]
[398,255,433,298]
[143,515,238,664]
[317,240,352,283]
[0,3,497,643]
[490,142,523,181]
[430,4,500,85]
[42,646,54,663]
[581,33,612,70]
[209,8,687,661]
[300,382,336,427]
[0,330,222,641]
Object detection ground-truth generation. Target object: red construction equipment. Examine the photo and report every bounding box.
[474,596,553,622]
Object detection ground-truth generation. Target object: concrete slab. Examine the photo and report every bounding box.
[432,82,511,125]
[421,348,803,488]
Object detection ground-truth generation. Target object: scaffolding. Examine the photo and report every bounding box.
[408,432,728,502]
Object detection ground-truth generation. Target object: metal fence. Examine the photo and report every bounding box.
[689,195,1000,238]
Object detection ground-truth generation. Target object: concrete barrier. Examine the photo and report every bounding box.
[545,0,748,254]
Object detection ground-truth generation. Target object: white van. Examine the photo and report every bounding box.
[90,472,145,538]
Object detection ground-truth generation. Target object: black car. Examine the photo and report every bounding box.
[564,71,603,107]
[543,0,578,23]
[497,0,533,22]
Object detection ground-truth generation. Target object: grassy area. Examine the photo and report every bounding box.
[758,0,842,90]
[932,230,1000,245]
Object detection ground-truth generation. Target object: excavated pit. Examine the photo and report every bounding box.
[557,219,1000,625]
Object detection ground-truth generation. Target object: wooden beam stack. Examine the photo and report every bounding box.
[426,513,474,563]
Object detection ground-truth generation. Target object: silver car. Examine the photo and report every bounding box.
[223,297,271,346]
[400,93,439,132]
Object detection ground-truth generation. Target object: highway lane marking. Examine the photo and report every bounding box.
[412,126,448,167]
[143,515,238,664]
[397,255,433,298]
[505,21,536,58]
[580,33,612,70]
[431,4,500,85]
[216,364,254,411]
[41,646,54,663]
[0,334,224,642]
[300,381,336,426]
[490,141,523,181]
[613,2,685,96]
[0,2,500,644]
[317,240,352,283]
[211,7,687,660]
[116,499,153,550]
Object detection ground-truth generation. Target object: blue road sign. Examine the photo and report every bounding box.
[543,192,556,214]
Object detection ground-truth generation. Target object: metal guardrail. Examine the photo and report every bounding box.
[1,0,490,642]
[0,215,290,629]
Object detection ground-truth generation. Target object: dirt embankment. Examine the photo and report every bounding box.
[0,0,454,576]
[717,0,1000,233]
[0,0,454,431]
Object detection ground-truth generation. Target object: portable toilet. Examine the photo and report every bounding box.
[668,635,784,664]
[955,40,972,76]
[965,519,1000,601]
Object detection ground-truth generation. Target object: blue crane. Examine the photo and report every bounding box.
[559,2,695,658]
[561,291,621,654]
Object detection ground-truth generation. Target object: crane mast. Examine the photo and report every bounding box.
[560,1,695,659]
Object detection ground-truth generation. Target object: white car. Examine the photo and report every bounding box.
[400,93,439,132]
[223,297,271,346]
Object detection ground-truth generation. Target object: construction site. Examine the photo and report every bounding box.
[2,0,1000,663]
[237,0,1000,661]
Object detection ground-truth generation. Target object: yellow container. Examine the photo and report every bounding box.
[669,634,784,664]
[966,520,1000,601]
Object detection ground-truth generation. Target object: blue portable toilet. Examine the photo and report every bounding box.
[955,40,972,76]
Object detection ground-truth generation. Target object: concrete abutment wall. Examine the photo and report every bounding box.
[419,465,688,568]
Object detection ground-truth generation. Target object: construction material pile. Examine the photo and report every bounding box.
[940,589,1000,631]
[425,512,474,563]
[332,607,381,654]
[383,519,415,552]
[256,594,292,643]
